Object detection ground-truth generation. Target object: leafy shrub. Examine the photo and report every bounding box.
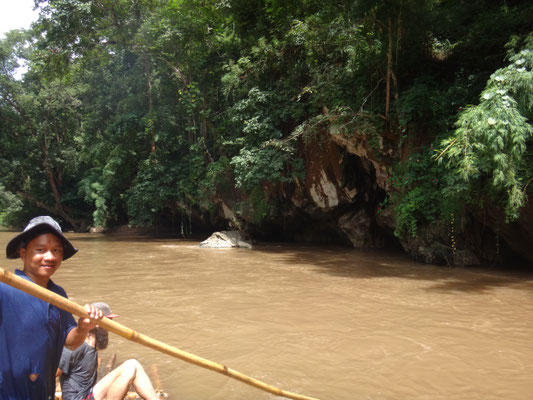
[438,34,533,221]
[389,148,445,237]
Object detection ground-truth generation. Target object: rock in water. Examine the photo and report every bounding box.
[199,231,252,249]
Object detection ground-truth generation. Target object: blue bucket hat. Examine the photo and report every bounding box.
[5,216,78,260]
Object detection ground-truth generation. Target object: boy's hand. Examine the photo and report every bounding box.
[77,304,103,331]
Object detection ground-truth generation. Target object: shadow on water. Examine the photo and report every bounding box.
[249,242,533,294]
[70,233,206,243]
[63,232,533,295]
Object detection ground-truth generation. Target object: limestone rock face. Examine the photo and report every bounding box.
[309,169,340,209]
[203,119,533,265]
[298,133,358,211]
[338,209,374,248]
[199,231,252,249]
[329,125,391,191]
[397,222,450,265]
[481,201,533,264]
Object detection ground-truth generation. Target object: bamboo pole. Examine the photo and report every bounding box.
[0,267,320,400]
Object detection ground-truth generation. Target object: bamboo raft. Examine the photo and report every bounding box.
[54,390,168,400]
[55,355,168,400]
[54,389,168,400]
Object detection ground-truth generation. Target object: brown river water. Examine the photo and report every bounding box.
[2,231,533,400]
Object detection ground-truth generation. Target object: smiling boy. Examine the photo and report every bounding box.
[0,216,103,400]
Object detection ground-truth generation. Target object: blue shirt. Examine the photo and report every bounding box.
[0,269,77,400]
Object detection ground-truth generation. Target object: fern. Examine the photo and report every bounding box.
[438,34,533,220]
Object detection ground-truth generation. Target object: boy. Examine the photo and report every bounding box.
[0,216,103,399]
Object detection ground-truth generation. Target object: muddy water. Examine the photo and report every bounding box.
[2,231,533,400]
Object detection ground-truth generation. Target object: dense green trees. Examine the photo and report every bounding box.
[0,0,532,247]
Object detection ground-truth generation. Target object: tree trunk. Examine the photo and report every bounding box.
[144,55,155,153]
[385,17,393,118]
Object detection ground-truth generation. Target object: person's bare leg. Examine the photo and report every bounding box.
[128,360,159,400]
[92,360,134,400]
[93,359,158,400]
[102,360,136,400]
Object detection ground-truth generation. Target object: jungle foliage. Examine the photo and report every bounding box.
[0,0,532,238]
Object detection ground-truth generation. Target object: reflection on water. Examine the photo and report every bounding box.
[2,231,533,400]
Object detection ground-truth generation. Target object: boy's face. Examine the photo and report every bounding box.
[19,233,64,287]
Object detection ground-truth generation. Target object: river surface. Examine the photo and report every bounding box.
[2,231,533,400]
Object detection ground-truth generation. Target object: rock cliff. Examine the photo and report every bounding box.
[210,122,533,266]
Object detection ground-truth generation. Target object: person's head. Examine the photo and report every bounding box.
[91,327,109,350]
[89,302,119,350]
[5,216,78,286]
